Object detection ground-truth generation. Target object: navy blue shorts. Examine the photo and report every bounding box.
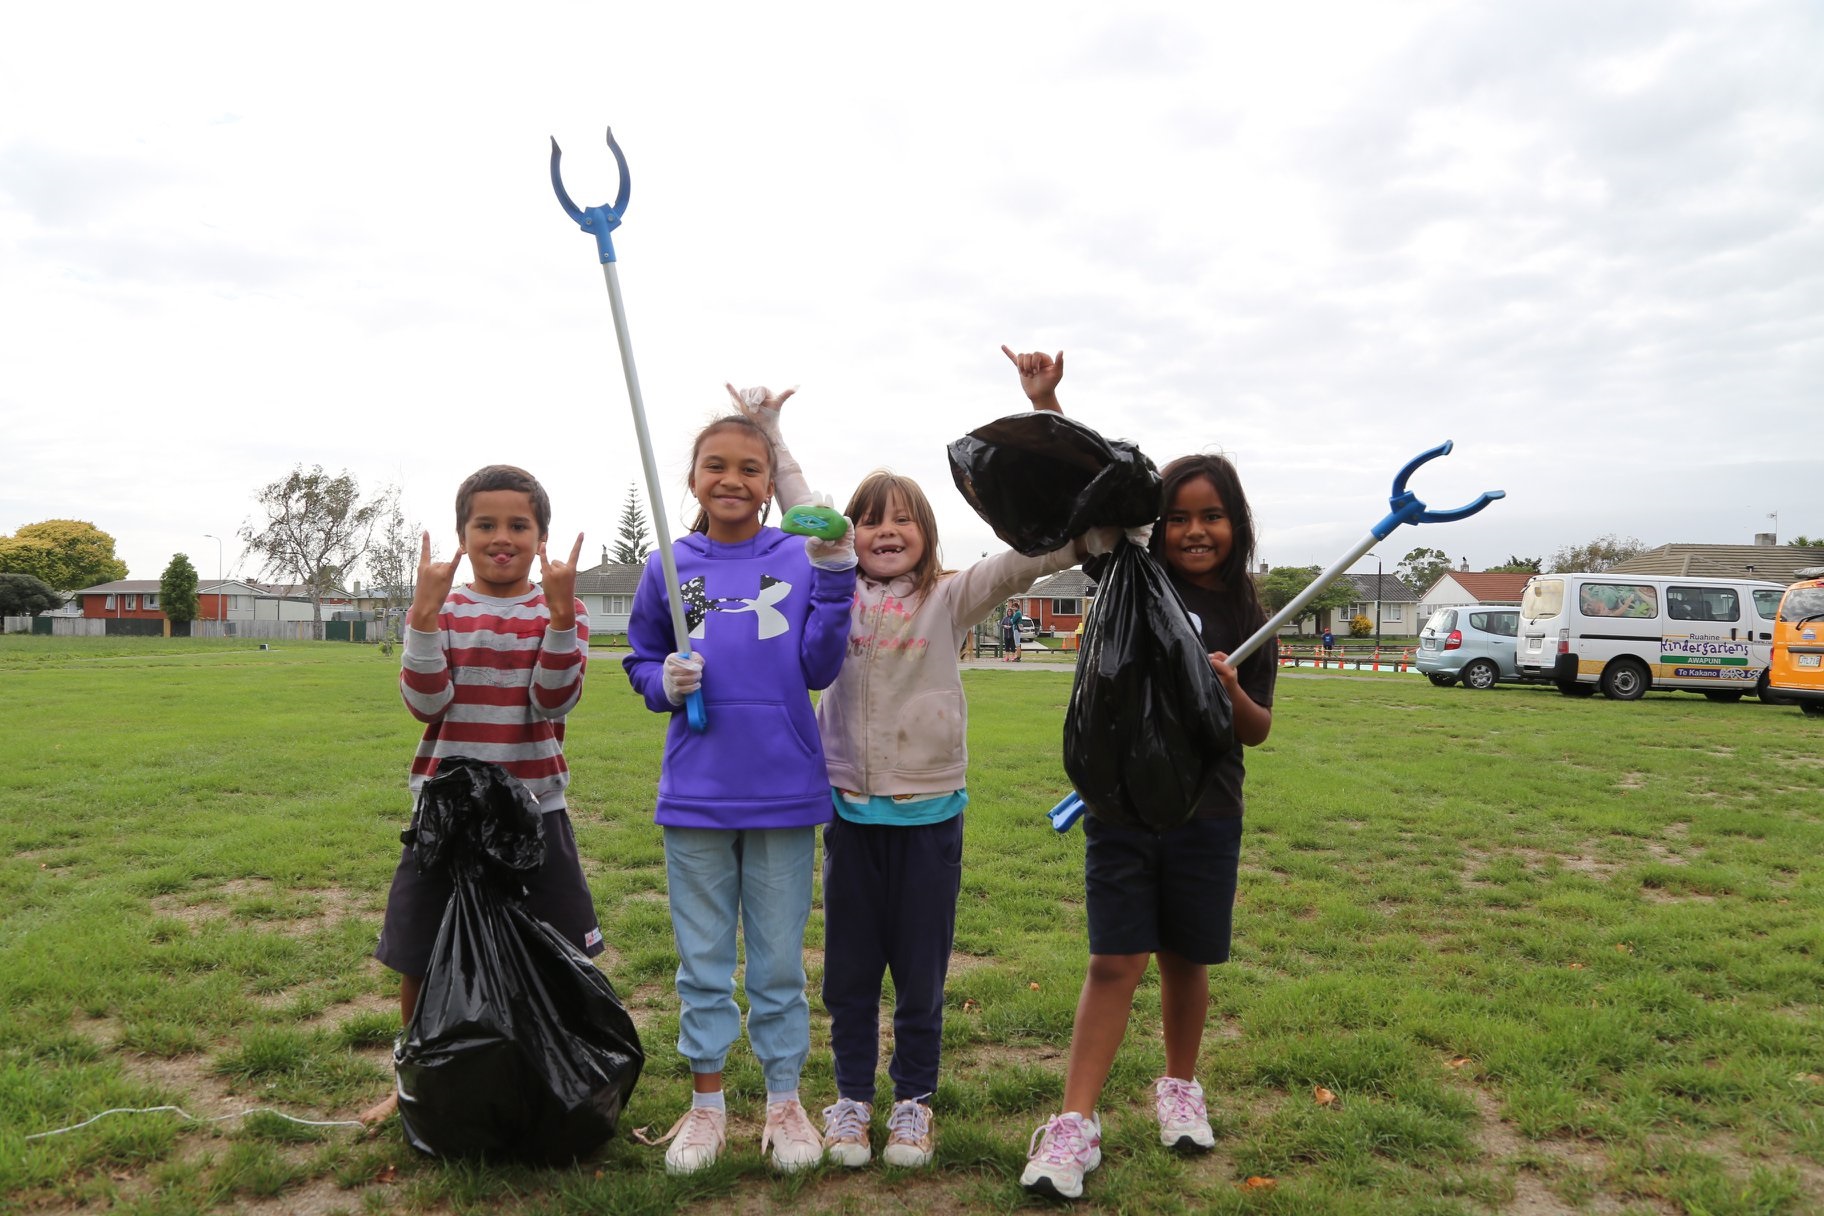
[1083,813,1242,965]
[374,806,604,978]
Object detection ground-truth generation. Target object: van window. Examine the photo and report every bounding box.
[1580,582,1656,619]
[1666,585,1738,623]
[1753,589,1783,618]
[1520,579,1562,620]
[1779,587,1824,623]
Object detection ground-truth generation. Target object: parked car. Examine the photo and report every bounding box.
[1017,618,1038,642]
[1768,577,1824,717]
[1416,607,1526,689]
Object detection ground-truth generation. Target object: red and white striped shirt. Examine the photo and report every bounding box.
[400,586,588,811]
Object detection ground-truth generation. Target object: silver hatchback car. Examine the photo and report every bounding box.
[1416,607,1522,690]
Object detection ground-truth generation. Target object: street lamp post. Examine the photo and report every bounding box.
[203,534,224,629]
[1365,551,1383,651]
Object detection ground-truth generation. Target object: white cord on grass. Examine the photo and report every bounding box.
[24,1105,368,1141]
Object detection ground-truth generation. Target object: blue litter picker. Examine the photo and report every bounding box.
[551,127,706,733]
[1049,441,1503,831]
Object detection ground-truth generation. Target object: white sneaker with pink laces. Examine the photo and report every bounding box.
[1020,1110,1102,1199]
[1154,1076,1215,1151]
[762,1098,824,1172]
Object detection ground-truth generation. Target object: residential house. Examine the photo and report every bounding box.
[1608,540,1822,586]
[1415,570,1533,624]
[1339,572,1421,640]
[73,579,351,626]
[1018,568,1096,637]
[575,561,644,638]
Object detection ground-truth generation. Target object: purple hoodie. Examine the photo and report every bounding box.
[623,527,856,829]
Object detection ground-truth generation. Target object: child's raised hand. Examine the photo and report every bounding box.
[726,383,795,437]
[538,534,584,630]
[1000,346,1064,411]
[409,531,463,632]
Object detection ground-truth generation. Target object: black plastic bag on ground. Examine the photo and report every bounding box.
[948,412,1160,555]
[394,757,643,1163]
[1063,543,1234,832]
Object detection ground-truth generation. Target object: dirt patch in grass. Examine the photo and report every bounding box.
[1466,1089,1641,1215]
[1643,840,1690,866]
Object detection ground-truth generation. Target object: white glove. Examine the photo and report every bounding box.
[1082,523,1155,556]
[805,511,858,571]
[662,652,704,705]
[726,383,791,438]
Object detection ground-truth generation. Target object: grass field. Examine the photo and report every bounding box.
[3,635,1822,1215]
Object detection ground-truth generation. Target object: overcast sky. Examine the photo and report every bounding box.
[5,1,1821,592]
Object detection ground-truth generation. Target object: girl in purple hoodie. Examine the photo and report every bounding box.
[624,413,857,1176]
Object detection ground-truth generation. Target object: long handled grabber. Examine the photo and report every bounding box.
[551,127,706,733]
[1048,440,1502,831]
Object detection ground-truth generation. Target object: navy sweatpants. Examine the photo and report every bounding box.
[821,812,963,1103]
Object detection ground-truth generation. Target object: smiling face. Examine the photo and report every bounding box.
[1162,474,1233,590]
[854,489,928,582]
[460,488,543,597]
[690,425,774,543]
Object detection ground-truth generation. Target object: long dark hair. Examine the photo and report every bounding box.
[1151,453,1264,630]
[685,415,776,534]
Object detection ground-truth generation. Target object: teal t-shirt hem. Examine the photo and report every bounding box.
[831,787,968,826]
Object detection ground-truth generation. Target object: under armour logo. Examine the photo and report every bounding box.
[682,575,794,640]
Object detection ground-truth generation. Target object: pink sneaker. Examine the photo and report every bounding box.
[1154,1076,1214,1151]
[1020,1111,1101,1199]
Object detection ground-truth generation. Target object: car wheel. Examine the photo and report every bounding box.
[1757,670,1793,705]
[1803,702,1824,718]
[1703,690,1745,703]
[1556,680,1595,697]
[1461,660,1499,690]
[1427,673,1456,687]
[1600,658,1650,701]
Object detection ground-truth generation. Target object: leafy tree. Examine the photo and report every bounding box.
[1398,547,1455,595]
[1548,534,1648,573]
[239,465,383,640]
[1349,614,1372,638]
[366,489,421,643]
[1788,536,1824,548]
[1259,565,1357,631]
[1487,555,1542,573]
[159,554,200,626]
[0,520,129,591]
[0,573,63,617]
[611,483,653,564]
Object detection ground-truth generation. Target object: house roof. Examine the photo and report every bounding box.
[1422,572,1533,603]
[1608,544,1821,585]
[1342,573,1419,602]
[1025,569,1098,599]
[75,580,164,595]
[576,562,645,595]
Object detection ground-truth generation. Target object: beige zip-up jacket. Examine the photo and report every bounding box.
[770,430,1081,799]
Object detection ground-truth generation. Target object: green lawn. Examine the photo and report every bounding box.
[2,636,1821,1214]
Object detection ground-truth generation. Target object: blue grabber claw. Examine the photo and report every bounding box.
[1369,441,1505,541]
[550,128,632,264]
[1048,792,1086,833]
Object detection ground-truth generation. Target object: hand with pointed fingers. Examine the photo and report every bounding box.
[409,531,463,632]
[539,533,585,630]
[726,383,796,438]
[1000,345,1064,411]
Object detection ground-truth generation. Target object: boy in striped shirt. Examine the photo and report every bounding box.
[364,464,601,1125]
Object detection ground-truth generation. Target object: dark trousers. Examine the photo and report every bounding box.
[821,812,963,1103]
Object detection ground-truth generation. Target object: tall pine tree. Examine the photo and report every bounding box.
[612,483,653,564]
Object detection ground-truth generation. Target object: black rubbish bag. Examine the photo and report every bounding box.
[947,411,1160,555]
[394,757,643,1163]
[1062,542,1235,833]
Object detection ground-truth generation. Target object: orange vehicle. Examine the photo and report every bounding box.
[1768,576,1824,717]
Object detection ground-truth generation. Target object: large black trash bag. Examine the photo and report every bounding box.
[394,756,643,1163]
[1062,543,1235,832]
[947,412,1160,555]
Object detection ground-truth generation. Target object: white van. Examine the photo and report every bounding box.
[1515,572,1787,702]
